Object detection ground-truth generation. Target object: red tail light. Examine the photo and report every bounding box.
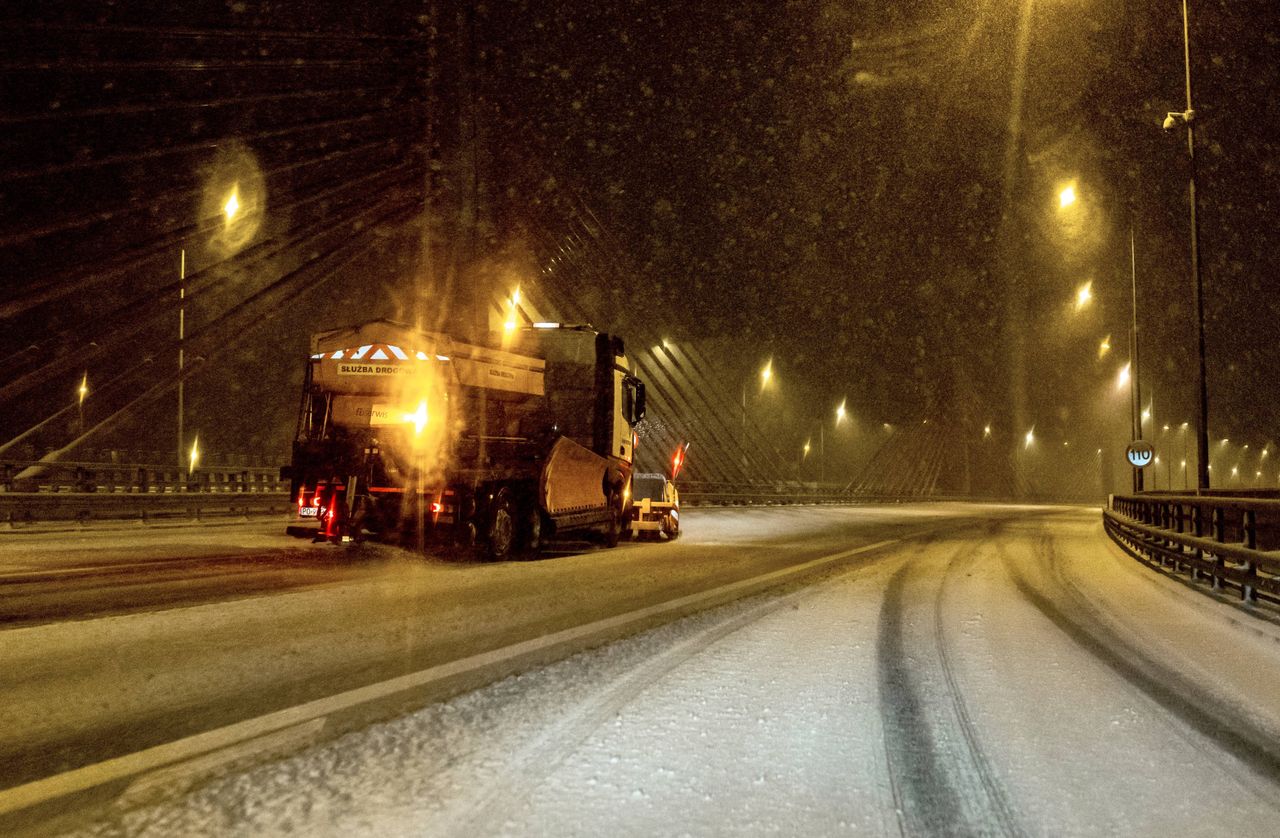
[431,502,443,514]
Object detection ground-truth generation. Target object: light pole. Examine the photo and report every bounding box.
[1129,226,1145,491]
[76,372,88,435]
[180,190,241,476]
[1163,0,1210,491]
[177,248,186,475]
[741,359,774,451]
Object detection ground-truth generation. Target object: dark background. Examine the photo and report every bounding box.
[2,1,1276,491]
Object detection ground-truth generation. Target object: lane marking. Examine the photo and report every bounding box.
[0,537,900,817]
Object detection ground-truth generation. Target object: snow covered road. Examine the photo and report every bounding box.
[9,505,1280,835]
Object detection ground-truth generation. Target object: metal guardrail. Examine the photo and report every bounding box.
[1104,492,1280,607]
[0,458,292,528]
[0,492,293,528]
[678,480,1101,507]
[0,458,287,495]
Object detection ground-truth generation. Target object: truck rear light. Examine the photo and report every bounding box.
[431,502,443,514]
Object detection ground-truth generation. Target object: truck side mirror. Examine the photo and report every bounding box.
[632,380,646,423]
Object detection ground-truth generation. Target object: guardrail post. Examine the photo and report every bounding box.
[1177,503,1194,579]
[1242,509,1257,602]
[1211,507,1225,590]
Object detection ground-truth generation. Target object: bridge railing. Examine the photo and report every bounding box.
[0,458,287,495]
[1104,492,1280,606]
[678,480,1100,507]
[0,458,291,528]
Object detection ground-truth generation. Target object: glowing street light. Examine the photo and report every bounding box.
[835,399,847,424]
[1098,335,1111,358]
[1058,183,1078,209]
[188,435,200,476]
[983,424,992,438]
[1074,280,1093,312]
[223,186,241,223]
[77,373,88,407]
[1117,363,1131,391]
[1024,427,1035,449]
[761,358,773,388]
[803,440,811,458]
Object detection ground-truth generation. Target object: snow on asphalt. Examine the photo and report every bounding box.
[59,509,1280,837]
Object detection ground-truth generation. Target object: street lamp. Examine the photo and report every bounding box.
[1073,280,1093,312]
[740,359,775,451]
[180,187,244,470]
[188,434,200,477]
[1162,0,1210,491]
[76,372,88,434]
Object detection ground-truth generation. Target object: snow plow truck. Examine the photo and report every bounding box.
[283,320,646,560]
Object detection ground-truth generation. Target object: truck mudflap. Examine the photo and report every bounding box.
[540,436,610,515]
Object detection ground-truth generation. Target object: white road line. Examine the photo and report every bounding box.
[0,537,900,817]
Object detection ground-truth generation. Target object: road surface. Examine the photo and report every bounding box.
[4,504,1280,836]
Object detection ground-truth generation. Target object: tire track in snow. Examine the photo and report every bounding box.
[999,528,1280,795]
[934,531,1022,837]
[440,571,866,837]
[877,536,1022,838]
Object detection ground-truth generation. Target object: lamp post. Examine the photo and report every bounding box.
[76,372,88,435]
[177,248,186,476]
[180,190,241,477]
[1162,0,1210,491]
[1128,226,1144,493]
[741,359,774,451]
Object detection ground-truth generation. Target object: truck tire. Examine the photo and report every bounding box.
[518,507,543,560]
[603,492,622,548]
[486,489,516,561]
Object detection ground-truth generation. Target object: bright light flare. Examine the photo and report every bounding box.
[188,435,200,475]
[1024,427,1035,449]
[1098,334,1111,358]
[402,398,429,437]
[803,439,811,457]
[835,399,847,423]
[502,286,523,333]
[1074,280,1093,311]
[1116,363,1131,390]
[983,424,992,438]
[77,373,88,406]
[1058,183,1078,209]
[223,187,241,222]
[760,359,773,388]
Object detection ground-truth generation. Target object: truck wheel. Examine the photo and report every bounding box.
[486,489,516,561]
[518,508,543,560]
[603,492,622,548]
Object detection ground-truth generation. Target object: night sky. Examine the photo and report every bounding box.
[2,1,1276,489]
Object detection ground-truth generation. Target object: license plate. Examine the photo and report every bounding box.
[299,506,319,518]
